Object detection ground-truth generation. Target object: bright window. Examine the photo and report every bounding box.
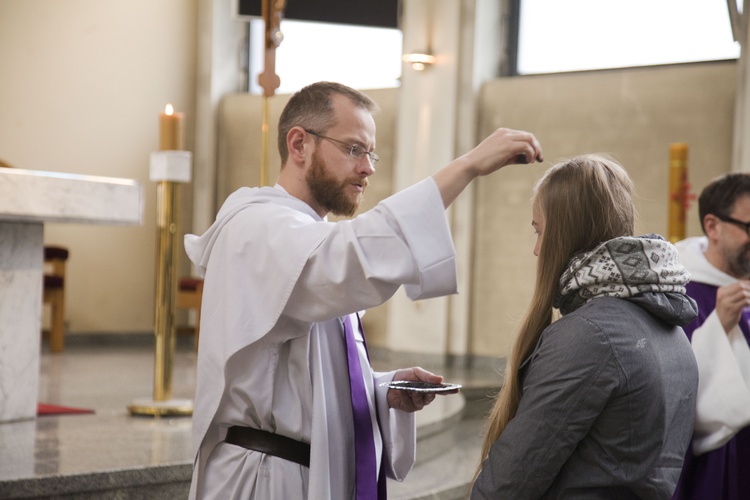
[248,19,403,95]
[517,0,740,75]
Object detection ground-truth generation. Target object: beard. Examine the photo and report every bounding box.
[725,242,750,279]
[306,151,365,217]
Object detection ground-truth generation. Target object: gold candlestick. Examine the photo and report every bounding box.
[668,143,688,244]
[128,106,193,417]
[153,178,179,402]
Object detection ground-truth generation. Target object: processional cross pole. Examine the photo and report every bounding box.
[258,0,286,186]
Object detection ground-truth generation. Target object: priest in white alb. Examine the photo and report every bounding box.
[184,81,544,499]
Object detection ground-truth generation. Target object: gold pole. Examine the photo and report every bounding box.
[257,0,285,186]
[128,176,192,417]
[261,96,270,186]
[668,143,688,244]
[153,180,178,401]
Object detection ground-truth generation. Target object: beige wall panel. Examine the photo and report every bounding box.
[472,62,736,357]
[0,0,198,334]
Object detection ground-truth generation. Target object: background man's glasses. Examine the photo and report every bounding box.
[305,129,379,166]
[715,213,750,236]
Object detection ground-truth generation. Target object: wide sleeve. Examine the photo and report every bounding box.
[690,310,750,454]
[373,371,417,481]
[472,316,617,499]
[284,178,457,322]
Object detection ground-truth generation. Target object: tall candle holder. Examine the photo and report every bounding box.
[668,143,688,244]
[129,105,193,416]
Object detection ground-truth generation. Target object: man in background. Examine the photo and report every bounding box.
[673,173,750,499]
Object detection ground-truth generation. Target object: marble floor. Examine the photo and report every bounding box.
[0,333,504,499]
[0,335,197,499]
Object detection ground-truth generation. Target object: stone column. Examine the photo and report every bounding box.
[0,222,43,422]
[732,4,750,173]
[387,0,505,361]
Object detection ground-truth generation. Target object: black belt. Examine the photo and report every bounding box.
[225,426,311,468]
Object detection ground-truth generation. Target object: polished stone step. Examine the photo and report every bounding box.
[0,337,504,499]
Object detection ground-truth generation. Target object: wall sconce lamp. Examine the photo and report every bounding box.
[402,52,436,71]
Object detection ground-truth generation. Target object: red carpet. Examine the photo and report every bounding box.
[37,403,95,416]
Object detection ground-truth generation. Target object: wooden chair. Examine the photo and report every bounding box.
[5,162,69,352]
[177,277,203,351]
[3,164,69,352]
[43,245,69,353]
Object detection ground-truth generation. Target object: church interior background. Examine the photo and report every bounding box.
[0,0,745,497]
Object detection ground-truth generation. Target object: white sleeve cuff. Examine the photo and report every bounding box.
[374,370,416,480]
[379,178,457,300]
[691,311,750,454]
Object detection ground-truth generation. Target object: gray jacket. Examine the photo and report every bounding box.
[473,293,698,499]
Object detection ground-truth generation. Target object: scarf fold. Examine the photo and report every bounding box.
[554,234,691,315]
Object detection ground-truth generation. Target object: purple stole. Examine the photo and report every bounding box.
[344,314,387,500]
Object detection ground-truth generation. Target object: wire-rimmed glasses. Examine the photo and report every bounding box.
[305,129,379,167]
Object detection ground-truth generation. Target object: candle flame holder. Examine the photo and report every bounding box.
[128,150,194,417]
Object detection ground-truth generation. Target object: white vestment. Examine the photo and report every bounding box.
[676,237,750,454]
[184,178,457,499]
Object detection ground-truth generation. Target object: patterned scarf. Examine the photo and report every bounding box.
[553,234,691,315]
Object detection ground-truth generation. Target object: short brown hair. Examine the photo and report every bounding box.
[277,82,378,165]
[698,173,750,233]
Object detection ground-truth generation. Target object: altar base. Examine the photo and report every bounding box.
[0,167,142,423]
[0,222,43,422]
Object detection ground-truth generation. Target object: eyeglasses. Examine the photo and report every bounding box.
[305,129,379,166]
[715,213,750,236]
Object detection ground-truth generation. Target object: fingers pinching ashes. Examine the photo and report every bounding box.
[515,153,544,164]
[432,127,543,208]
[513,129,544,164]
[477,127,543,170]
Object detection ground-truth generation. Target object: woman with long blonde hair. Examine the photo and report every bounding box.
[472,155,699,499]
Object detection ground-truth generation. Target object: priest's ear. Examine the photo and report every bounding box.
[703,213,720,239]
[286,126,310,167]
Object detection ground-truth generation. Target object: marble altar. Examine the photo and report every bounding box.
[0,167,142,423]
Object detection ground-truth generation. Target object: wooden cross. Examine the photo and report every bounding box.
[258,0,286,98]
[258,0,286,185]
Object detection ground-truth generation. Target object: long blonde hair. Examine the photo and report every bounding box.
[475,154,635,475]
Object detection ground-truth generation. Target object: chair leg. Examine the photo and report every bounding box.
[49,291,65,353]
[193,281,203,352]
[193,306,201,352]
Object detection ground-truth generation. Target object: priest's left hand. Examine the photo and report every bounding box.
[387,366,457,412]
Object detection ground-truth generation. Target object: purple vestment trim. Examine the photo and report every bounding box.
[344,315,385,499]
[673,281,750,500]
